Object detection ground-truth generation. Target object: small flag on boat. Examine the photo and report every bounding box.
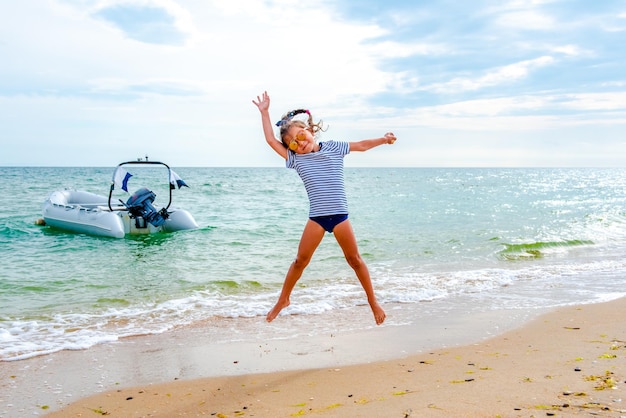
[169,170,189,189]
[112,167,133,192]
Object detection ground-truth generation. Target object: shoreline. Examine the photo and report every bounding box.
[1,298,624,417]
[46,298,626,417]
[2,299,542,417]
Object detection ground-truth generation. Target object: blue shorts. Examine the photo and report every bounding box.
[310,214,348,233]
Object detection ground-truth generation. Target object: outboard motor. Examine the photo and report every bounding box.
[125,188,168,227]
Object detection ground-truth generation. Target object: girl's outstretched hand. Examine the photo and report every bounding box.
[384,132,397,144]
[253,91,270,112]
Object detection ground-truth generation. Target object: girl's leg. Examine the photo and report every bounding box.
[332,220,386,325]
[266,220,326,322]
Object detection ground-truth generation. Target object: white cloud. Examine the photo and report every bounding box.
[0,0,625,167]
[548,44,586,56]
[495,10,556,30]
[424,56,555,94]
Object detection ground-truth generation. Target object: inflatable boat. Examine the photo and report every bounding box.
[42,161,198,238]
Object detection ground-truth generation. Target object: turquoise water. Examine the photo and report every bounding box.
[1,167,626,361]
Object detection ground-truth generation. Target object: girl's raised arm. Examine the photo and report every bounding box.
[253,91,288,160]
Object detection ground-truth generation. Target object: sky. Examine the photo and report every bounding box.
[1,0,625,167]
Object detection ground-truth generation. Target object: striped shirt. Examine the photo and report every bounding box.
[286,140,350,217]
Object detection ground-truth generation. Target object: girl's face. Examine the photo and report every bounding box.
[285,126,317,154]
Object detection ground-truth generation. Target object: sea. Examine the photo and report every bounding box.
[1,166,626,363]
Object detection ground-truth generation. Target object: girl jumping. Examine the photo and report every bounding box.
[252,91,396,325]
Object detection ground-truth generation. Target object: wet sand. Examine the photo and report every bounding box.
[36,297,626,417]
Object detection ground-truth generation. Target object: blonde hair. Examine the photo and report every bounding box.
[276,109,326,148]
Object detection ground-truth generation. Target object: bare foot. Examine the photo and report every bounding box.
[371,302,386,325]
[266,299,290,322]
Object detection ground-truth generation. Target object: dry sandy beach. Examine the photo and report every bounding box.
[37,298,626,418]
